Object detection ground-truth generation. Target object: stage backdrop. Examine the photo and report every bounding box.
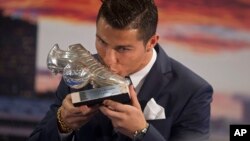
[0,0,250,141]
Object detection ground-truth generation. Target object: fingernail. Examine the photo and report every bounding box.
[103,100,107,105]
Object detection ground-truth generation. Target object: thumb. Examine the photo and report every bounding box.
[129,85,141,110]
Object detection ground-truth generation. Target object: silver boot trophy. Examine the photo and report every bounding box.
[47,43,131,106]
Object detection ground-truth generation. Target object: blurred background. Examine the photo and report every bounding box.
[0,0,249,141]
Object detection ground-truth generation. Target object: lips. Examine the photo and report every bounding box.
[107,67,122,75]
[103,62,121,75]
[109,68,118,74]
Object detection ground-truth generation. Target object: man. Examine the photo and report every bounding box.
[28,0,213,141]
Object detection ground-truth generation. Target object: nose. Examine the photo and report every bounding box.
[104,48,117,68]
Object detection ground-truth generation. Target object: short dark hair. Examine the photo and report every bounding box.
[97,0,158,44]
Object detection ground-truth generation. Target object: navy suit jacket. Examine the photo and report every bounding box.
[28,44,213,141]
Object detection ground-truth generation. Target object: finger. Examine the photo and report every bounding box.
[66,113,94,129]
[102,100,127,113]
[60,106,81,121]
[67,114,88,123]
[62,94,81,114]
[80,105,99,116]
[99,105,123,119]
[129,85,141,110]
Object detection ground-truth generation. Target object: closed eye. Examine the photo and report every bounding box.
[115,46,131,53]
[96,35,107,46]
[97,37,106,45]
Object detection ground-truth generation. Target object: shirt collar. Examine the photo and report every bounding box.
[129,48,157,88]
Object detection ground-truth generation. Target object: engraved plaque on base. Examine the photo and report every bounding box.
[71,84,130,106]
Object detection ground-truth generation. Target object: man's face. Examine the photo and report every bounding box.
[95,18,156,77]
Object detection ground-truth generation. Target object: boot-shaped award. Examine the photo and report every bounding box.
[47,43,131,106]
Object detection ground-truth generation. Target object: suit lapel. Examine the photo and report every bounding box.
[137,45,172,110]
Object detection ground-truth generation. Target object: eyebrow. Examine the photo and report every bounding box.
[96,34,133,49]
[96,34,107,44]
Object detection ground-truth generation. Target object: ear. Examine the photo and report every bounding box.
[146,34,159,52]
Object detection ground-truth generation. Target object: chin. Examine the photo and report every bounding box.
[109,68,126,76]
[115,72,124,76]
[110,70,120,75]
[114,72,125,77]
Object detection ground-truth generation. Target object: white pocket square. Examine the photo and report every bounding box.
[143,98,166,120]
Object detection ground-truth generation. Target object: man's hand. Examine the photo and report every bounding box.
[58,94,99,132]
[99,85,147,138]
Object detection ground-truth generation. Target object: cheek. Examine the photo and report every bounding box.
[128,52,148,70]
[118,54,141,70]
[96,45,105,58]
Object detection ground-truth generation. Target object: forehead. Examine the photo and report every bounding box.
[96,18,142,43]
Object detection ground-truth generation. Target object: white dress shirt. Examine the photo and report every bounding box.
[129,48,157,94]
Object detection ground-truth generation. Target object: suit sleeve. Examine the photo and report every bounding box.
[142,84,213,141]
[169,84,213,141]
[27,79,73,141]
